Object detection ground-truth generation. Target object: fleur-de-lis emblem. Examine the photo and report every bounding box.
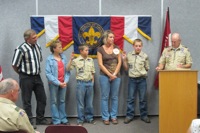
[82,26,101,45]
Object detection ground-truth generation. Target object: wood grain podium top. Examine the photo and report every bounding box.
[158,69,198,72]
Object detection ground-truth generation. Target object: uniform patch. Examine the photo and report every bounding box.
[78,67,84,74]
[180,48,184,52]
[19,111,25,117]
[129,64,133,69]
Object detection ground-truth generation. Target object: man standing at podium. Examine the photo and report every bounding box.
[156,33,192,70]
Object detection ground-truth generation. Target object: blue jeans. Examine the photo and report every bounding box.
[126,77,148,119]
[76,80,94,123]
[49,83,68,124]
[99,75,121,120]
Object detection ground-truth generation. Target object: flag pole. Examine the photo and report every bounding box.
[99,0,102,15]
[36,0,38,15]
[161,0,164,38]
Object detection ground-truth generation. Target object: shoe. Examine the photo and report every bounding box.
[111,119,118,125]
[87,120,96,125]
[77,122,83,126]
[36,118,51,125]
[103,120,110,125]
[141,117,151,123]
[62,122,70,125]
[124,117,133,124]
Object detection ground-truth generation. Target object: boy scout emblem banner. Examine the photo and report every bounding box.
[30,15,151,57]
[73,17,110,55]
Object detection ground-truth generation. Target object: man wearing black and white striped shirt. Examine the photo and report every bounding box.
[12,29,50,129]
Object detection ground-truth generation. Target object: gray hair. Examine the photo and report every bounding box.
[24,29,36,41]
[0,78,16,94]
[172,33,181,40]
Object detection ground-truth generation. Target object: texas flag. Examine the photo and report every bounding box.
[30,15,151,57]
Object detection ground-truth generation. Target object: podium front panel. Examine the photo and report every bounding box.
[159,70,197,133]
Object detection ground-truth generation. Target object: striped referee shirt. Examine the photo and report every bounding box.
[12,42,43,75]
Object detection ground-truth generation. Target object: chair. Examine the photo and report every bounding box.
[0,131,26,133]
[45,125,88,133]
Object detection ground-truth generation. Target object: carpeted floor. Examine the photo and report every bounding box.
[36,116,158,133]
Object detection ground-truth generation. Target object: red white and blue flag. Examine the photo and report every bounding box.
[30,15,151,57]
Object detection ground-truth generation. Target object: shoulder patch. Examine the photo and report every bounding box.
[19,110,25,117]
[180,47,185,52]
[182,46,189,52]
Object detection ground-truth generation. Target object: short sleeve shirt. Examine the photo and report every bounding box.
[159,44,192,70]
[97,45,120,76]
[0,97,35,133]
[69,55,95,81]
[127,51,149,77]
[12,42,42,75]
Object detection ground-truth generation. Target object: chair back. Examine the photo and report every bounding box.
[45,125,88,133]
[0,131,26,133]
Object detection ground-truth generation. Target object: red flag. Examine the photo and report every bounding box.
[154,8,171,88]
[58,16,73,51]
[0,66,3,82]
[110,16,125,50]
[161,8,171,53]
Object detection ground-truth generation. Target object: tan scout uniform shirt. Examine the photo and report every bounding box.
[127,51,150,78]
[69,55,95,81]
[159,44,192,70]
[0,97,35,133]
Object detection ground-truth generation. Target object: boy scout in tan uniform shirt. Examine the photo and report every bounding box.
[69,55,95,81]
[0,97,35,133]
[123,39,151,124]
[159,44,192,70]
[156,33,192,70]
[127,51,149,77]
[67,45,95,126]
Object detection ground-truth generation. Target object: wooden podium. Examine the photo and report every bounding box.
[159,70,198,133]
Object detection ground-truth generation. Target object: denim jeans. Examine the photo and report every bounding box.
[49,83,68,124]
[99,75,121,120]
[76,80,94,123]
[19,73,46,123]
[126,77,148,119]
